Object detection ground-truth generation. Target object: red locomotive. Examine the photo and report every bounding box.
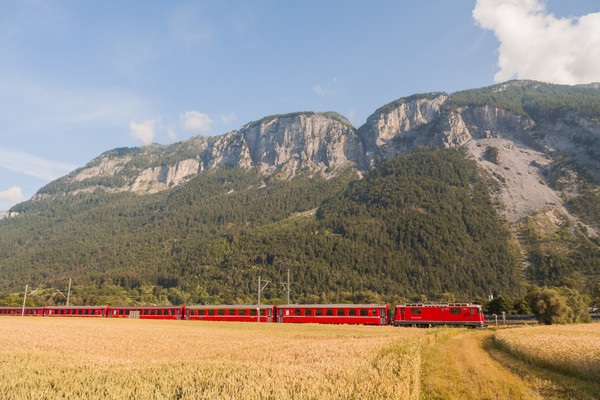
[393,303,486,327]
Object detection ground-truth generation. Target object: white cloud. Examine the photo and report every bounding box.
[220,112,237,124]
[167,128,178,142]
[130,119,156,145]
[0,148,76,181]
[473,0,600,84]
[0,186,25,203]
[181,111,213,132]
[347,109,356,123]
[313,85,334,97]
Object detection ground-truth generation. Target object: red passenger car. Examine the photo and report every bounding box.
[108,306,184,320]
[276,304,389,325]
[45,306,109,317]
[185,305,275,322]
[0,307,45,316]
[393,303,486,327]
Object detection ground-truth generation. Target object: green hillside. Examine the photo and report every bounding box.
[0,148,526,304]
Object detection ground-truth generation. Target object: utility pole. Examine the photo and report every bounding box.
[66,278,72,306]
[21,285,28,316]
[258,276,269,306]
[281,269,291,305]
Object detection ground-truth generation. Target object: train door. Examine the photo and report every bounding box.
[379,308,387,325]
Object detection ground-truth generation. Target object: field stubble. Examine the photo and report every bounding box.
[0,317,429,399]
[493,324,600,381]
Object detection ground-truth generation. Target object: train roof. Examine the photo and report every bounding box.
[278,304,388,308]
[186,304,274,309]
[396,303,482,308]
[109,305,182,309]
[0,306,45,309]
[44,305,108,309]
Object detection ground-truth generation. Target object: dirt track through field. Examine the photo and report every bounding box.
[421,330,542,400]
[421,329,600,400]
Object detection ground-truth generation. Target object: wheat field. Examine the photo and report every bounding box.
[0,317,429,400]
[494,324,600,381]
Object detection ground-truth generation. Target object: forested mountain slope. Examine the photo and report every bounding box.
[2,81,600,304]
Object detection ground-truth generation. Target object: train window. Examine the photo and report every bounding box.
[477,308,483,315]
[348,309,357,316]
[372,309,378,316]
[450,308,461,314]
[294,309,301,316]
[206,309,213,315]
[313,309,322,316]
[325,309,334,316]
[360,309,368,316]
[411,308,422,314]
[304,309,313,316]
[249,309,257,316]
[217,309,225,315]
[239,309,247,316]
[151,310,157,316]
[337,309,345,316]
[260,309,266,316]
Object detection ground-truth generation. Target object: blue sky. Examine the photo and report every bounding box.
[1,0,600,210]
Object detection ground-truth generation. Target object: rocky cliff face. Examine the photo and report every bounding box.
[33,81,600,225]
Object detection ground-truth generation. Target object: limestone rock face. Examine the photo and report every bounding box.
[31,82,600,224]
[131,159,201,193]
[239,113,364,176]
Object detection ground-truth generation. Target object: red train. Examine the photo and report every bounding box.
[0,302,486,327]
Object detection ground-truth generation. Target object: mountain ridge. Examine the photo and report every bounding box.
[3,80,600,303]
